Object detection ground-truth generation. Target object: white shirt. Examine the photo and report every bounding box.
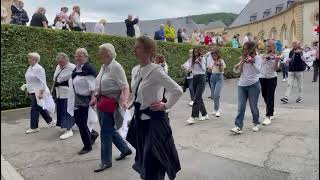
[71,13,82,28]
[182,59,193,79]
[131,63,183,113]
[72,65,96,96]
[55,21,64,30]
[134,24,141,37]
[94,23,105,34]
[53,63,76,99]
[281,48,291,63]
[259,54,278,79]
[188,57,206,75]
[25,63,46,93]
[238,55,262,86]
[242,36,249,45]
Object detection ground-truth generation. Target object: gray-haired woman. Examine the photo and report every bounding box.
[53,53,76,139]
[94,43,132,172]
[24,52,55,134]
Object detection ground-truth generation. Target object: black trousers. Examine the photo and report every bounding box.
[259,77,277,117]
[30,93,52,129]
[192,74,207,117]
[207,71,212,89]
[74,106,92,150]
[313,60,319,82]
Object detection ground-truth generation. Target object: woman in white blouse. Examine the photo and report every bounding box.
[68,48,99,155]
[126,35,182,180]
[94,43,132,172]
[69,6,83,31]
[186,47,209,125]
[24,52,55,134]
[53,53,76,139]
[94,19,106,34]
[181,49,195,106]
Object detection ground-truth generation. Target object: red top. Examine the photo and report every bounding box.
[204,36,212,45]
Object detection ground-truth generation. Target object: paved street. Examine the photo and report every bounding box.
[1,71,319,180]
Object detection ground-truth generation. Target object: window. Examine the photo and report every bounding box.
[263,9,271,18]
[287,0,295,8]
[250,13,258,22]
[276,4,284,13]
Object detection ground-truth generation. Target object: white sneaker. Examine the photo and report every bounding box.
[210,111,216,115]
[48,120,56,128]
[262,117,271,125]
[252,124,260,132]
[72,125,79,131]
[282,79,287,82]
[215,111,221,117]
[186,117,197,125]
[60,130,73,140]
[199,114,209,121]
[270,115,275,120]
[230,127,242,134]
[25,128,40,134]
[188,101,194,106]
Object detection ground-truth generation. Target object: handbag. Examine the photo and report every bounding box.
[96,72,117,113]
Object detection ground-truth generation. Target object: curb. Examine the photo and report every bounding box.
[1,155,24,180]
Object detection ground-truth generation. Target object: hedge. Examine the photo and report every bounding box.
[1,24,241,110]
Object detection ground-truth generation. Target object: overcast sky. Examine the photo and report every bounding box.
[24,0,249,24]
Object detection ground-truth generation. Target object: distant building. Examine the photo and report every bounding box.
[226,0,319,47]
[202,21,227,35]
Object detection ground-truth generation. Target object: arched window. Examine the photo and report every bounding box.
[269,27,277,40]
[290,21,296,44]
[280,24,287,42]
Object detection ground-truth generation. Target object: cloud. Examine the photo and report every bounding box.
[23,0,248,24]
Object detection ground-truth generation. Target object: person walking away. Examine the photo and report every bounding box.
[186,48,209,125]
[207,48,226,117]
[312,43,319,82]
[164,21,175,42]
[230,41,262,134]
[127,35,182,180]
[154,24,165,41]
[94,19,107,34]
[53,53,76,139]
[125,14,139,37]
[30,7,48,28]
[181,49,195,106]
[24,52,55,134]
[259,40,280,125]
[280,41,306,104]
[280,46,290,81]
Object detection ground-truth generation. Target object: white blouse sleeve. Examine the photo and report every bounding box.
[34,66,47,90]
[86,75,96,92]
[253,55,262,73]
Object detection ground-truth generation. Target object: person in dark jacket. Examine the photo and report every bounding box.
[125,14,139,37]
[10,0,29,25]
[281,41,306,104]
[30,7,48,28]
[177,28,183,43]
[154,24,165,41]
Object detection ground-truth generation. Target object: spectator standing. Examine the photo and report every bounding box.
[94,19,107,34]
[30,7,48,28]
[204,32,212,45]
[125,14,139,37]
[177,28,183,43]
[154,24,165,41]
[280,46,291,81]
[134,21,141,37]
[69,6,84,31]
[313,43,319,82]
[280,41,306,104]
[231,35,239,48]
[181,28,189,43]
[242,34,249,45]
[190,30,200,46]
[164,21,175,42]
[10,0,28,25]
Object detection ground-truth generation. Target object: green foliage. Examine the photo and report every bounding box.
[191,12,238,26]
[1,24,241,110]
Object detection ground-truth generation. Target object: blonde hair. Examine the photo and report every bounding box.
[28,52,40,62]
[36,7,46,14]
[136,35,157,58]
[98,19,107,25]
[73,6,80,15]
[75,48,89,58]
[99,43,116,59]
[56,53,70,62]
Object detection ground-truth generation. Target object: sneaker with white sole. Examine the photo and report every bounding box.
[262,117,271,125]
[270,115,275,120]
[60,130,73,140]
[186,117,197,125]
[210,111,216,115]
[199,114,209,121]
[188,101,194,106]
[281,97,289,104]
[252,124,260,132]
[296,97,303,103]
[230,127,242,134]
[282,79,287,82]
[48,120,56,128]
[215,111,221,117]
[72,125,79,131]
[26,128,40,134]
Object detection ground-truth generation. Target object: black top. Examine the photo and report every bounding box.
[30,13,48,27]
[10,5,29,25]
[125,18,139,37]
[177,32,183,43]
[288,49,306,72]
[71,62,97,79]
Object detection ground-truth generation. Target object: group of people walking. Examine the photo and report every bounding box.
[23,36,182,179]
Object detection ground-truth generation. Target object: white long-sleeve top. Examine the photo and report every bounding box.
[182,59,193,79]
[94,23,104,34]
[53,63,76,99]
[187,57,206,75]
[71,12,83,29]
[72,65,96,96]
[238,55,262,86]
[131,63,183,115]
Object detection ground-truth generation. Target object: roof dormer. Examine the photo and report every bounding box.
[250,13,258,22]
[276,3,284,13]
[263,9,271,18]
[287,0,295,8]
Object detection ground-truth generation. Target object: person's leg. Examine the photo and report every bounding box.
[207,72,212,90]
[313,61,319,82]
[97,110,113,164]
[285,65,289,78]
[30,94,40,129]
[198,75,208,116]
[281,64,286,79]
[234,86,248,129]
[56,98,62,127]
[188,78,195,101]
[268,77,277,117]
[191,76,200,118]
[284,72,294,98]
[296,72,304,98]
[60,98,74,130]
[259,78,268,116]
[248,82,261,125]
[74,107,92,150]
[213,74,223,112]
[210,74,217,99]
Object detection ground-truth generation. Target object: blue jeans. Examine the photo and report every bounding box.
[97,110,131,164]
[281,63,288,79]
[210,73,224,111]
[235,82,261,129]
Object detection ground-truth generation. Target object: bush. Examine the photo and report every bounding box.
[1,24,241,110]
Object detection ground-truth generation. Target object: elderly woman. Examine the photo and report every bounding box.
[67,48,99,155]
[53,53,76,139]
[30,7,48,28]
[94,43,132,172]
[126,36,183,180]
[24,52,55,134]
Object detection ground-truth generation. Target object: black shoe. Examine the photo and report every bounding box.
[94,163,112,173]
[280,97,289,104]
[78,147,92,155]
[115,149,132,161]
[91,130,99,145]
[312,80,317,82]
[296,97,303,103]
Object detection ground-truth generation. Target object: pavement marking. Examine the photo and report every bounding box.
[1,155,24,180]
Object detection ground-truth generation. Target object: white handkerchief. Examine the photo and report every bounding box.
[20,84,27,91]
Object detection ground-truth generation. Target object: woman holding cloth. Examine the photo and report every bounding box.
[94,43,132,172]
[127,35,183,180]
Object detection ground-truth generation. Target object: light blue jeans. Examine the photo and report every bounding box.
[235,81,261,129]
[210,73,224,111]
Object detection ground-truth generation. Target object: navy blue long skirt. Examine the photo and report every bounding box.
[56,98,74,129]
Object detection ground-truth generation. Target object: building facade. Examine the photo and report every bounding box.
[226,0,319,47]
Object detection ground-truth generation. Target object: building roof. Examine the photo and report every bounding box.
[203,21,226,30]
[229,0,301,28]
[85,16,202,37]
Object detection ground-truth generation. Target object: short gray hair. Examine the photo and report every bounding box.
[75,48,89,58]
[56,53,69,62]
[28,52,40,62]
[99,43,116,59]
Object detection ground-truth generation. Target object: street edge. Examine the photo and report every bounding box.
[1,155,25,180]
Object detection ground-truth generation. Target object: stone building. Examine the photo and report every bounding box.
[202,21,227,35]
[226,0,319,47]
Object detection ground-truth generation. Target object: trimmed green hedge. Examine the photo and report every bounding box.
[1,24,241,110]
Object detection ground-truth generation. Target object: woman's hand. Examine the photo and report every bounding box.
[150,101,166,111]
[120,100,128,110]
[89,96,96,107]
